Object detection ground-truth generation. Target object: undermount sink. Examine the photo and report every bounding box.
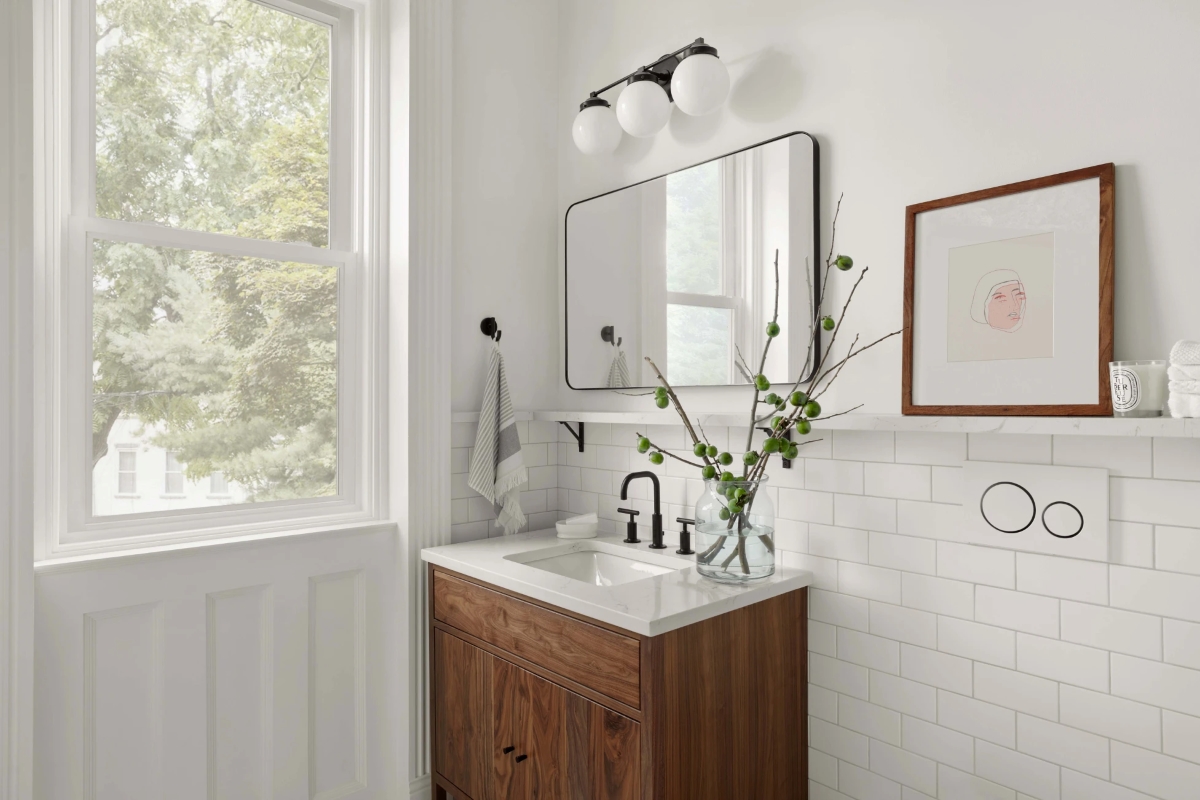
[505,539,694,587]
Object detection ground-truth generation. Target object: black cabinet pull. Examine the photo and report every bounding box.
[502,746,515,754]
[514,754,528,763]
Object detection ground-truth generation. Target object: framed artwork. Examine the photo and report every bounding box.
[902,164,1114,416]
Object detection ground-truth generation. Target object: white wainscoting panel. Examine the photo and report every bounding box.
[34,526,397,800]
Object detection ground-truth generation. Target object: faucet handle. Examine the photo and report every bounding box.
[675,517,696,556]
[618,508,641,544]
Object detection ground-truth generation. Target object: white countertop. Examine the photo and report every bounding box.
[421,530,813,637]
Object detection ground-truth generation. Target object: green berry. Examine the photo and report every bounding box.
[728,502,742,514]
[821,316,835,331]
[776,400,787,411]
[726,486,738,500]
[755,374,770,391]
[693,442,708,457]
[719,452,733,466]
[763,437,782,454]
[637,436,651,453]
[702,465,716,479]
[743,451,759,466]
[655,385,668,398]
[720,471,735,482]
[766,321,781,338]
[773,416,785,429]
[649,451,664,465]
[718,507,731,520]
[655,395,670,409]
[706,444,718,458]
[784,444,800,460]
[790,391,807,407]
[796,418,812,435]
[804,400,822,418]
[836,254,853,270]
[735,488,748,500]
[764,392,780,406]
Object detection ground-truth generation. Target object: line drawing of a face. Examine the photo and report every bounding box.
[970,269,1027,333]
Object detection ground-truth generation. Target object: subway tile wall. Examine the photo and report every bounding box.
[450,421,1200,800]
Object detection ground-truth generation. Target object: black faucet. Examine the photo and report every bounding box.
[620,471,665,549]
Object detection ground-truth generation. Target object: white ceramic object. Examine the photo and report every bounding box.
[421,531,813,636]
[615,80,671,137]
[670,52,730,116]
[571,103,622,155]
[514,541,687,586]
[555,520,599,539]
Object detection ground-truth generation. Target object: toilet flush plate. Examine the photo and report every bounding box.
[962,461,1108,561]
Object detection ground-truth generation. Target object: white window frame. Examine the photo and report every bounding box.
[33,0,387,558]
[115,447,137,497]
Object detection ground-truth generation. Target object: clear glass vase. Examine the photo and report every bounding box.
[693,477,776,583]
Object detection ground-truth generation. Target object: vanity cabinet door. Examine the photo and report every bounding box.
[563,693,641,800]
[434,630,494,800]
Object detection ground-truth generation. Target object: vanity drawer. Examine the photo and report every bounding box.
[432,570,641,709]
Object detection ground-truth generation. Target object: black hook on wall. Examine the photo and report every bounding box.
[480,317,502,342]
[600,325,622,347]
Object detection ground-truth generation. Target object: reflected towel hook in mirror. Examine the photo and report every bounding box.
[480,317,502,342]
[600,325,622,347]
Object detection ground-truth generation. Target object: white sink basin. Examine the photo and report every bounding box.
[505,540,694,587]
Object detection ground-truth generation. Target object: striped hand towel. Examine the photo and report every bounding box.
[605,345,631,388]
[468,341,527,534]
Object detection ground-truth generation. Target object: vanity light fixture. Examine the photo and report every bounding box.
[571,37,730,155]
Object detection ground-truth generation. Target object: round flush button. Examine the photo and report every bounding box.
[1042,501,1084,539]
[980,481,1036,534]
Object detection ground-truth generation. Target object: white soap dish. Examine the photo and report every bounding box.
[556,515,599,539]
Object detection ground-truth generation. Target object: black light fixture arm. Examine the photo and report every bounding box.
[582,37,715,106]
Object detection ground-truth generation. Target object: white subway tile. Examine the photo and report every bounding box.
[1111,564,1200,622]
[969,433,1052,464]
[937,764,1014,800]
[1112,653,1200,717]
[1110,521,1155,568]
[468,496,497,521]
[839,695,902,746]
[1164,711,1200,766]
[527,420,558,444]
[840,562,904,605]
[870,601,938,649]
[450,472,474,500]
[1111,742,1200,800]
[523,443,550,468]
[974,663,1059,721]
[450,447,470,474]
[974,741,1060,800]
[870,670,937,722]
[839,761,901,800]
[1112,477,1200,527]
[527,465,556,491]
[771,460,806,489]
[931,466,963,504]
[811,589,870,632]
[833,430,895,463]
[902,573,974,619]
[870,739,937,797]
[593,444,629,472]
[811,653,870,699]
[579,467,612,495]
[836,494,898,533]
[838,628,900,674]
[810,717,869,767]
[1164,619,1200,669]
[779,487,835,524]
[1054,435,1153,478]
[810,619,837,657]
[902,786,935,800]
[785,552,838,591]
[807,459,864,494]
[976,586,1060,637]
[1156,525,1200,576]
[557,465,581,491]
[869,531,936,575]
[773,517,809,553]
[1017,553,1108,604]
[938,690,1016,748]
[1062,770,1158,800]
[520,490,548,515]
[897,499,966,542]
[896,432,967,466]
[900,644,973,695]
[811,684,839,723]
[810,781,853,800]
[810,746,839,789]
[1017,633,1110,691]
[794,430,834,459]
[450,422,478,448]
[451,498,470,524]
[1059,685,1161,750]
[1060,600,1162,659]
[865,463,932,501]
[567,490,598,514]
[938,616,1016,668]
[450,521,488,543]
[937,541,1016,589]
[1018,714,1109,779]
[810,524,869,563]
[1153,438,1200,480]
[905,717,974,773]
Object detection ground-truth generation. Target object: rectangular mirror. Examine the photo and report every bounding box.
[565,132,820,390]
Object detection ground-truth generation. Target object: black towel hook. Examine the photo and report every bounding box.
[480,317,502,342]
[600,325,622,347]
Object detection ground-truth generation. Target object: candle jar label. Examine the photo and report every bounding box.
[1111,367,1140,412]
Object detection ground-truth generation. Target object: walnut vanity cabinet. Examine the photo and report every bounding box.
[429,565,809,800]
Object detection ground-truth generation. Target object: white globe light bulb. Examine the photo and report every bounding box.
[615,78,671,138]
[671,52,730,116]
[572,100,622,155]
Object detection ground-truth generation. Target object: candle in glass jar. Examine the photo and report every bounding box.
[1109,360,1166,417]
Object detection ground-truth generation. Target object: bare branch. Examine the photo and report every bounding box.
[635,432,706,469]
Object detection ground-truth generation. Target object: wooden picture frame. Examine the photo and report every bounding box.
[902,164,1114,416]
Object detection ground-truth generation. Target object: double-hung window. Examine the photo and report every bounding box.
[46,0,376,552]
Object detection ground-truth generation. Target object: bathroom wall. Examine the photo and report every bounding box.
[450,423,1200,800]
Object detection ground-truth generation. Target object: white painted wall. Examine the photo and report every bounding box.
[551,0,1200,414]
[450,0,560,412]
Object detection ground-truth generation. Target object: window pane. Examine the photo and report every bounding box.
[117,450,137,494]
[666,304,732,387]
[91,239,338,516]
[666,161,722,295]
[210,470,229,494]
[95,0,331,245]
